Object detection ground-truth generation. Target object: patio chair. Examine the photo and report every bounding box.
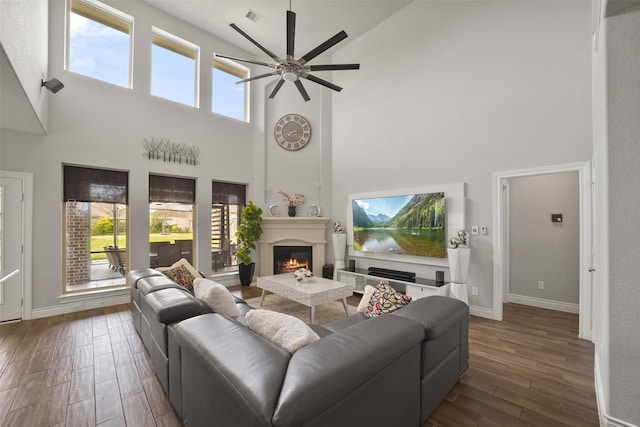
[103,245,118,271]
[157,242,180,267]
[114,246,127,276]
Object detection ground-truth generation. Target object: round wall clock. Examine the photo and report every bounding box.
[274,114,312,151]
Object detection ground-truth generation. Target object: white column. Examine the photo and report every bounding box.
[332,233,347,279]
[448,247,470,304]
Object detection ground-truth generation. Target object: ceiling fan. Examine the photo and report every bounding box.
[214,7,360,102]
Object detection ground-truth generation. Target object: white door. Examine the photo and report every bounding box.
[0,176,23,322]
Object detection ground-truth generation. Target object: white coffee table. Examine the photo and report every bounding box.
[257,274,354,323]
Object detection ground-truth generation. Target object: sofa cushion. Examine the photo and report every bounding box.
[162,264,197,292]
[157,257,202,280]
[137,276,181,296]
[357,285,377,313]
[193,278,241,317]
[246,310,319,353]
[364,282,412,318]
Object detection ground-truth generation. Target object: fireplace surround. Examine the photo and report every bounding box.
[259,217,329,277]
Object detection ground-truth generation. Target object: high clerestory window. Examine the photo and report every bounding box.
[152,28,200,107]
[67,0,133,88]
[212,59,249,122]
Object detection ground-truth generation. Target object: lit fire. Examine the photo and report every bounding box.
[277,258,309,274]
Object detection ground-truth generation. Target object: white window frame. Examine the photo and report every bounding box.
[213,57,250,123]
[66,0,134,88]
[151,27,201,108]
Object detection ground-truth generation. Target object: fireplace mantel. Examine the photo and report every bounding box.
[259,217,329,277]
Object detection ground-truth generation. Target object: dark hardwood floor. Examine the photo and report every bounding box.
[0,285,598,426]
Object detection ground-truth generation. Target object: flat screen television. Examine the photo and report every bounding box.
[350,191,446,259]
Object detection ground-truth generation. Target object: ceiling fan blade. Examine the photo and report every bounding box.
[303,73,343,92]
[287,10,296,59]
[213,53,276,69]
[299,31,348,65]
[308,64,360,71]
[230,23,283,63]
[268,79,286,99]
[235,72,279,84]
[294,79,311,102]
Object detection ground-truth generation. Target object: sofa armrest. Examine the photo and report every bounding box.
[392,295,468,339]
[393,295,469,379]
[174,313,291,427]
[273,315,424,427]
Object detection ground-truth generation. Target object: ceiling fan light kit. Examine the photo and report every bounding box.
[214,6,359,101]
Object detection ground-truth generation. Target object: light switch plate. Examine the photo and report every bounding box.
[471,226,479,235]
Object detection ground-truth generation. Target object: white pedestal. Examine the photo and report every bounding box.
[332,233,347,279]
[448,247,470,305]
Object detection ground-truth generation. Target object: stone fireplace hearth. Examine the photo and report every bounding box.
[259,217,329,277]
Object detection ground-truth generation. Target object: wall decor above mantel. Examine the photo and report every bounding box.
[143,137,200,166]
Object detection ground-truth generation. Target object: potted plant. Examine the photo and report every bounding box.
[235,201,263,286]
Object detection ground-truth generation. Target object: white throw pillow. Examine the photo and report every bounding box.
[357,285,377,313]
[193,278,241,317]
[246,310,320,353]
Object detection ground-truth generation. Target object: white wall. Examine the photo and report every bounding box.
[331,0,592,312]
[0,0,262,310]
[598,4,640,425]
[0,0,49,132]
[508,172,579,306]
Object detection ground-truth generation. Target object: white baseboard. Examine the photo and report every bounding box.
[469,305,495,319]
[209,272,240,287]
[508,293,579,314]
[595,355,639,427]
[32,290,131,319]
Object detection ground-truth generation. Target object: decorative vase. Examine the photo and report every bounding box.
[288,205,297,217]
[238,262,255,286]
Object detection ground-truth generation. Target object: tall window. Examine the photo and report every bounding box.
[212,59,249,122]
[152,28,199,107]
[211,181,246,273]
[63,165,128,293]
[149,175,196,268]
[67,0,133,88]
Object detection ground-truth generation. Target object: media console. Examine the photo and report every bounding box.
[336,268,450,300]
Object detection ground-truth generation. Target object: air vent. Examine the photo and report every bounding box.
[245,9,261,23]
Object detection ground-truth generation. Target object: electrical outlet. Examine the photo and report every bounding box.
[471,226,479,235]
[538,281,544,290]
[480,226,488,235]
[471,286,479,296]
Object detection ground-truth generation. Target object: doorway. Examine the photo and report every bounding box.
[492,162,593,341]
[0,171,32,322]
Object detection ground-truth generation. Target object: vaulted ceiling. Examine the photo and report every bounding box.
[141,1,411,57]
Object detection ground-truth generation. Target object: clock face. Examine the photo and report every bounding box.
[274,114,311,151]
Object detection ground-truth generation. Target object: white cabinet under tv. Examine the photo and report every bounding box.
[336,269,450,300]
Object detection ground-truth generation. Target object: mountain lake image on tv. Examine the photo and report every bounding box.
[351,192,446,258]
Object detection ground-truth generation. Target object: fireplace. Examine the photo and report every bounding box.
[274,246,312,274]
[259,217,329,277]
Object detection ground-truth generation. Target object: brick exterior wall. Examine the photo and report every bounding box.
[66,201,90,285]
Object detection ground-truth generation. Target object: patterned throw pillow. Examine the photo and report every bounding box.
[364,281,412,318]
[163,264,196,292]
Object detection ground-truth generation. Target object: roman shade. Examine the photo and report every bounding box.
[149,174,196,204]
[63,165,128,204]
[212,181,246,205]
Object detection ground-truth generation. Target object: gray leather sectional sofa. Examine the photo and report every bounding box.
[129,268,469,426]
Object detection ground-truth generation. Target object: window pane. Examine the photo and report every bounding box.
[68,4,131,87]
[149,203,194,268]
[152,38,197,106]
[65,201,127,292]
[211,204,240,272]
[212,65,246,121]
